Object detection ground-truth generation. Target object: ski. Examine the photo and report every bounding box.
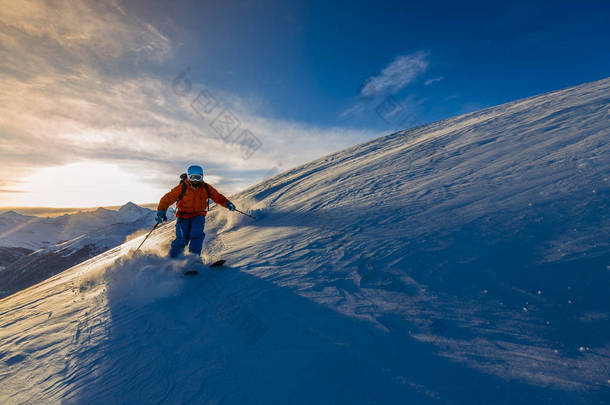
[183,259,226,276]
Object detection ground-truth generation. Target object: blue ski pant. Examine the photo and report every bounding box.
[170,215,206,258]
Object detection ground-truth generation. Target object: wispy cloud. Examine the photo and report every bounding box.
[0,0,171,79]
[0,70,375,196]
[424,76,443,86]
[339,102,367,118]
[342,51,429,121]
[0,0,376,205]
[359,51,429,98]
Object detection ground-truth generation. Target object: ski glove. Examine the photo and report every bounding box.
[226,201,236,211]
[156,210,167,224]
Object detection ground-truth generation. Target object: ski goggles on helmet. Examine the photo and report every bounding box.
[188,174,203,182]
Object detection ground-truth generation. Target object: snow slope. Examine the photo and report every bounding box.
[0,78,609,404]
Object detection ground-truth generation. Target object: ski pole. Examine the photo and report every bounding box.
[235,208,256,220]
[134,222,160,252]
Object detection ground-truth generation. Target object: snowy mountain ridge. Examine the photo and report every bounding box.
[0,77,608,404]
[0,202,167,299]
[0,201,153,250]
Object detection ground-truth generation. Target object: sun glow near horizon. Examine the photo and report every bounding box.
[3,161,164,208]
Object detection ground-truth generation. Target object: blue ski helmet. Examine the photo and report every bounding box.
[187,165,204,188]
[187,165,203,176]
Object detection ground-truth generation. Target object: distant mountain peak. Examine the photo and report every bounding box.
[121,201,139,209]
[118,201,144,212]
[117,201,151,221]
[0,210,27,219]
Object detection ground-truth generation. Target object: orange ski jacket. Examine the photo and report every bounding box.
[157,180,229,219]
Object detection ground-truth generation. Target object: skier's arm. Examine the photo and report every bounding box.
[158,184,182,211]
[207,184,230,208]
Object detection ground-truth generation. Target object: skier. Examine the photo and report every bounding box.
[156,165,235,258]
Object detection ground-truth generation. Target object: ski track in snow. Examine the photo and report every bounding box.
[1,78,610,404]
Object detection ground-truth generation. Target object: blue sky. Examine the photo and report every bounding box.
[147,0,610,126]
[1,0,609,207]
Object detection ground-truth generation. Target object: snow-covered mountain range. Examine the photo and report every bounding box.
[0,201,153,250]
[0,78,608,404]
[0,202,170,298]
